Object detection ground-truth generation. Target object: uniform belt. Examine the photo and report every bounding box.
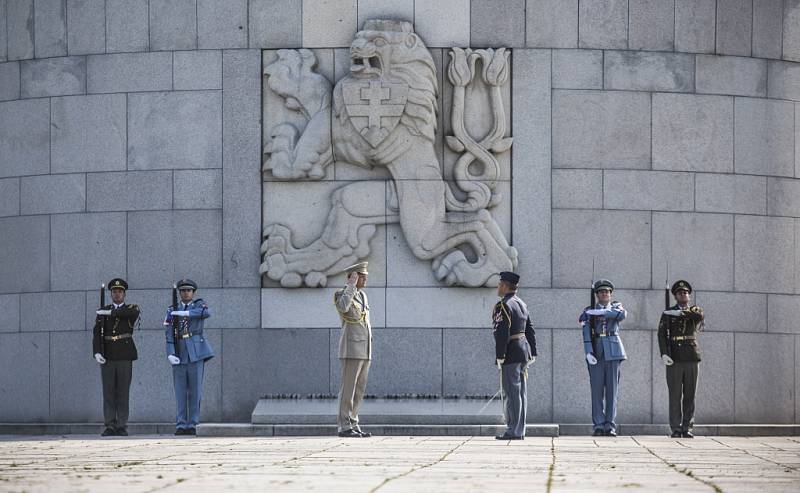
[671,335,696,341]
[509,333,526,341]
[595,332,610,337]
[181,332,195,339]
[104,333,132,341]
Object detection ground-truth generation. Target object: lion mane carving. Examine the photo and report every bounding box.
[261,20,518,287]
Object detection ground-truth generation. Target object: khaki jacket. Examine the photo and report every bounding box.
[334,284,372,360]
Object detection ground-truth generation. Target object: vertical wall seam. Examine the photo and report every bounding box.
[550,51,554,287]
[750,0,754,57]
[64,0,69,54]
[195,0,198,49]
[550,329,554,421]
[124,93,128,170]
[33,0,37,58]
[626,0,630,50]
[103,0,107,53]
[146,0,150,51]
[733,332,736,422]
[48,331,51,419]
[48,97,52,173]
[714,0,718,54]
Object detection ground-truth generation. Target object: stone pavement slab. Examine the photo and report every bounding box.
[0,435,798,492]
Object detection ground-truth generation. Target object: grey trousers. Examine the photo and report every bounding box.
[100,359,133,429]
[666,360,699,432]
[338,358,370,432]
[501,362,527,438]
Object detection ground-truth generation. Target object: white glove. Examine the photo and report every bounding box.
[168,355,181,365]
[663,309,683,317]
[94,353,106,364]
[496,358,504,370]
[170,310,190,317]
[585,309,607,316]
[586,353,598,365]
[346,272,358,287]
[527,356,536,367]
[662,354,674,366]
[96,309,112,316]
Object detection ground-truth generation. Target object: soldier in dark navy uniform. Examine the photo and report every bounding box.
[658,280,704,438]
[92,278,140,437]
[492,271,537,440]
[163,279,214,436]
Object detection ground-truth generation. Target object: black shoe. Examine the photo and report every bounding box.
[682,431,694,438]
[338,429,361,438]
[186,428,196,436]
[592,429,604,436]
[356,429,372,438]
[670,430,682,438]
[175,428,186,436]
[115,428,128,436]
[495,434,523,440]
[101,427,116,437]
[606,430,617,437]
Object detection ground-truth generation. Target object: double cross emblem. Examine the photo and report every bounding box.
[343,80,408,148]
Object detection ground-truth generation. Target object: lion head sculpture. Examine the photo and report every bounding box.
[333,20,439,167]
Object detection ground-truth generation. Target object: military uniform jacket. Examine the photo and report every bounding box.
[658,304,703,362]
[334,284,372,360]
[580,302,628,361]
[163,299,214,363]
[493,293,537,364]
[92,304,140,361]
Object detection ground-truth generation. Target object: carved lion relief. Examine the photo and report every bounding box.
[261,19,517,288]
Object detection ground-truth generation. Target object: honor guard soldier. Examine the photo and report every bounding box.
[658,280,704,438]
[579,279,627,436]
[493,271,537,440]
[92,278,140,437]
[163,279,214,436]
[333,262,373,438]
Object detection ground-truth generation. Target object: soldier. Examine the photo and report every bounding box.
[579,279,627,437]
[92,278,140,437]
[163,279,214,436]
[333,262,372,438]
[493,271,537,440]
[658,280,704,438]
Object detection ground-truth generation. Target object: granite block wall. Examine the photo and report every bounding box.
[0,0,798,425]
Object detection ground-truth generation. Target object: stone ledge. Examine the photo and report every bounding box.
[3,423,796,437]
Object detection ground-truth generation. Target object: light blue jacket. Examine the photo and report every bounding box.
[579,301,627,361]
[163,298,214,363]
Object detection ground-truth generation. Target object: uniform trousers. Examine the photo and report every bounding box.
[172,360,205,429]
[587,358,621,432]
[501,362,527,438]
[101,359,133,429]
[666,360,699,432]
[338,358,370,432]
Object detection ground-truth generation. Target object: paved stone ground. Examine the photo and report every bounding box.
[0,435,798,492]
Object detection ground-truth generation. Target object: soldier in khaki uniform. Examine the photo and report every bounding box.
[92,278,140,437]
[333,262,373,438]
[658,280,704,438]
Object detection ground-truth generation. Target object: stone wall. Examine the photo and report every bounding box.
[0,0,798,424]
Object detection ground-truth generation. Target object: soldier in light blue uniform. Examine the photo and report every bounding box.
[163,279,214,436]
[579,279,627,436]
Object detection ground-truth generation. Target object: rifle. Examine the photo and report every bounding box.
[171,283,180,348]
[99,283,106,357]
[589,260,596,348]
[664,262,671,357]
